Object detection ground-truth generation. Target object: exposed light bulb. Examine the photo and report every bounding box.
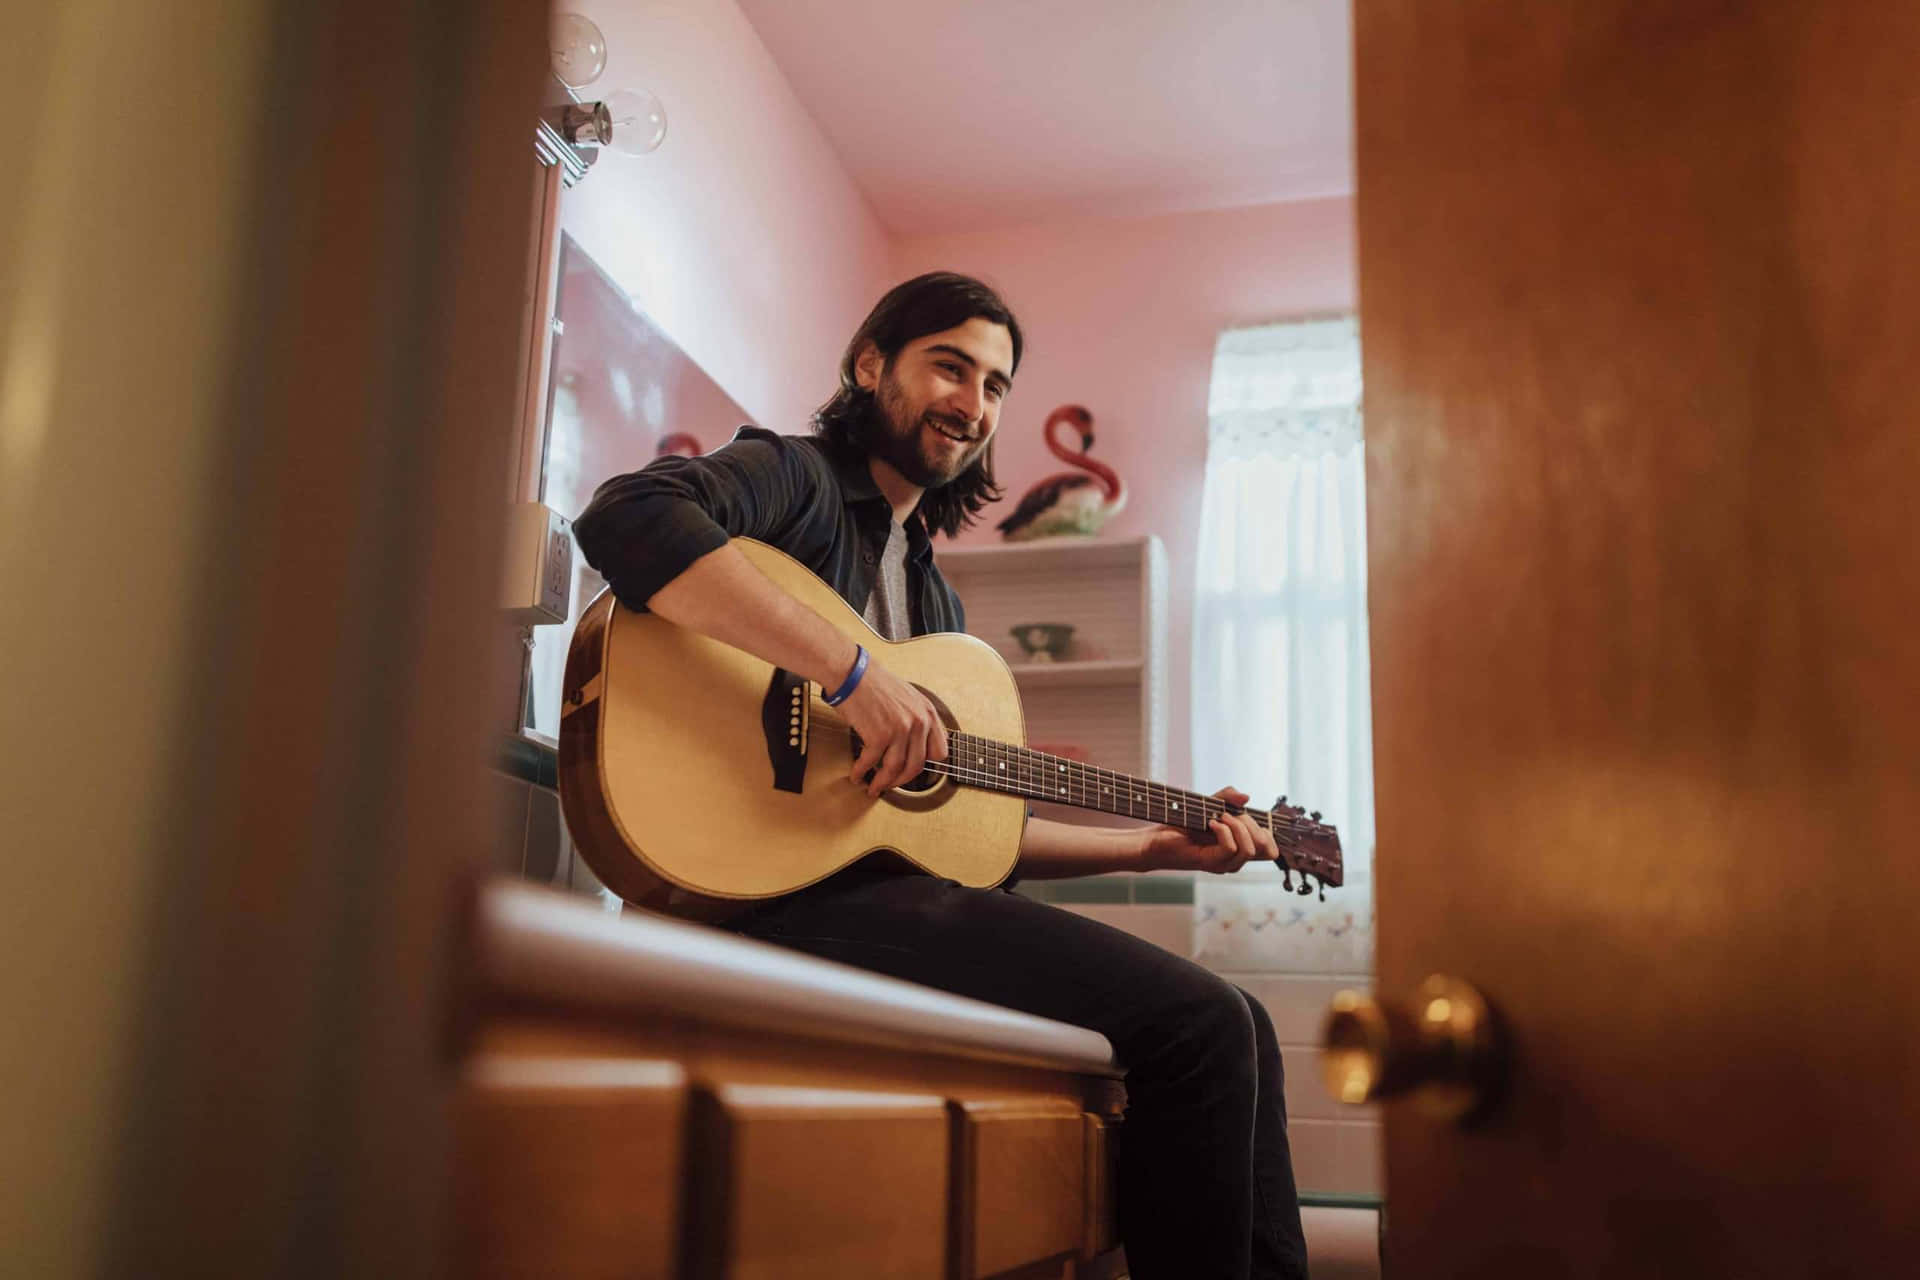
[606,88,668,156]
[550,13,607,88]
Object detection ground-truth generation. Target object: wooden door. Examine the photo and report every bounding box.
[1357,3,1920,1274]
[6,0,549,1273]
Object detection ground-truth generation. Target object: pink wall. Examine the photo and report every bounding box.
[548,4,1354,788]
[558,0,892,431]
[893,197,1357,787]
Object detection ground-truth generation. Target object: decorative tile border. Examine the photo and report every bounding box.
[1025,876,1132,904]
[1133,876,1196,905]
[1193,881,1375,974]
[1021,875,1196,905]
[497,733,559,789]
[1299,1190,1384,1211]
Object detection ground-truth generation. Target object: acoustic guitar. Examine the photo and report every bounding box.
[558,538,1343,917]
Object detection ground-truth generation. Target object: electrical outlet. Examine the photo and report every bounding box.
[501,502,573,624]
[541,519,573,619]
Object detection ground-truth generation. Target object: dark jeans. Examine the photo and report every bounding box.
[724,869,1310,1280]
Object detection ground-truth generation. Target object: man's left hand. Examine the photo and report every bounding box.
[1140,786,1279,875]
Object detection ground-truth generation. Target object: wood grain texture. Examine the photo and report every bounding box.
[1358,2,1920,1274]
[453,879,1127,1280]
[1079,1113,1119,1260]
[949,1097,1087,1280]
[473,1020,1122,1138]
[685,1083,950,1279]
[565,538,1029,906]
[451,1058,686,1279]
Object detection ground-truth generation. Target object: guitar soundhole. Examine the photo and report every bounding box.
[878,761,955,813]
[894,768,941,795]
[854,685,958,804]
[851,761,941,795]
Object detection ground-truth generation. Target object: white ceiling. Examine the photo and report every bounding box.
[736,0,1354,236]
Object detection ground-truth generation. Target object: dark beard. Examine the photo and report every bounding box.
[849,380,984,490]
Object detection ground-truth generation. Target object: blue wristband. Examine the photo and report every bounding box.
[823,644,869,706]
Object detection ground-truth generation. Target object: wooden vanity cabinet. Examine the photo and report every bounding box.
[453,880,1127,1279]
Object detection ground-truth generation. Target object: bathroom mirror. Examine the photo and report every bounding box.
[519,232,754,741]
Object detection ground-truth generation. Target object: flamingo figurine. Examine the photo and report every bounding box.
[995,404,1127,541]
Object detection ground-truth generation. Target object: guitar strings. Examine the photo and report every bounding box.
[797,714,1323,844]
[784,711,1338,879]
[804,717,1302,829]
[795,730,1318,872]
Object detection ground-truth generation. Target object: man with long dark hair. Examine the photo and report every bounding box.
[575,272,1309,1279]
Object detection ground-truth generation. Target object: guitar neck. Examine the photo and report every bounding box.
[942,731,1261,834]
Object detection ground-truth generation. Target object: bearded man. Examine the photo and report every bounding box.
[574,271,1309,1280]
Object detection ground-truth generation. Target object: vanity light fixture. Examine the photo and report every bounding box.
[549,13,607,89]
[538,13,669,176]
[604,88,668,156]
[554,100,613,148]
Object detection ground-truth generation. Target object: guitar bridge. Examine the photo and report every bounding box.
[761,669,810,794]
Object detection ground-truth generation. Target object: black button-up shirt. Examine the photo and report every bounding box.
[573,426,967,636]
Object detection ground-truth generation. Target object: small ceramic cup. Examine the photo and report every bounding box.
[1011,623,1075,662]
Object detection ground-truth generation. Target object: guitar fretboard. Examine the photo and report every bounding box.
[940,731,1293,844]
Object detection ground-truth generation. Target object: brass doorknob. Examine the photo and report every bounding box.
[1321,975,1508,1122]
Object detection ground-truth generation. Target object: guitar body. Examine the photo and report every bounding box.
[559,538,1029,915]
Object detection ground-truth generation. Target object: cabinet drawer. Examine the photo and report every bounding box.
[452,1056,686,1280]
[687,1083,950,1279]
[1082,1112,1119,1257]
[949,1097,1088,1279]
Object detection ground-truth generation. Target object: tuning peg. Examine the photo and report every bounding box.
[1296,872,1315,897]
[1310,810,1321,821]
[1277,795,1288,806]
[1279,865,1294,891]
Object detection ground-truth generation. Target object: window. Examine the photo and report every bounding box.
[1190,317,1374,969]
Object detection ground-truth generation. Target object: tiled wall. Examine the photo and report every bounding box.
[485,765,616,901]
[487,759,1378,1199]
[1022,876,1381,1200]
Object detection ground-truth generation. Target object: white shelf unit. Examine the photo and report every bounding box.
[1007,658,1144,688]
[937,536,1167,827]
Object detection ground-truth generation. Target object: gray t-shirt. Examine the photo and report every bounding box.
[860,518,912,642]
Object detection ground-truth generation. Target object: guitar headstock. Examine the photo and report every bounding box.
[1267,795,1344,893]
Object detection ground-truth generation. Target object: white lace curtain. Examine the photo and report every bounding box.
[1190,317,1375,973]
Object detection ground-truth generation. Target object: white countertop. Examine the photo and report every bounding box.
[472,880,1121,1077]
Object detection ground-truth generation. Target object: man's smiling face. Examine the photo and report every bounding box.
[854,316,1015,490]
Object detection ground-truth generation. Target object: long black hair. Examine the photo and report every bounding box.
[812,272,1024,538]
